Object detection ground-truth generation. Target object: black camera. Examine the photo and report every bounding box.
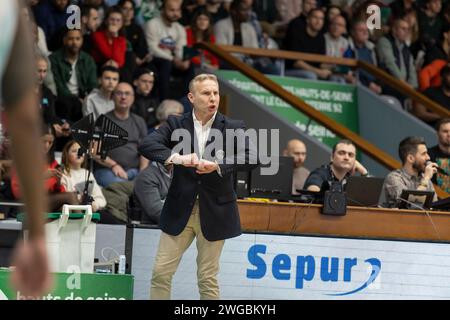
[322,181,347,216]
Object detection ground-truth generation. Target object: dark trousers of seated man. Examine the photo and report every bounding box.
[152,57,195,101]
[150,200,225,300]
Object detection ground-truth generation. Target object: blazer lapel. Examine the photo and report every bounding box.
[205,113,225,160]
[182,112,199,156]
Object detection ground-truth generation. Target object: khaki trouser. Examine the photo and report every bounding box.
[150,203,225,300]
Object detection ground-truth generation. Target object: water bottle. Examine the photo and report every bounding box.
[118,255,126,274]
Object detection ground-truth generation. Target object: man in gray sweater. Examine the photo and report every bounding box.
[133,162,171,224]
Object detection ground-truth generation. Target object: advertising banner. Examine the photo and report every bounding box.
[217,70,359,148]
[0,270,134,300]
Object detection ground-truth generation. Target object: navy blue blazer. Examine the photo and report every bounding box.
[138,112,258,241]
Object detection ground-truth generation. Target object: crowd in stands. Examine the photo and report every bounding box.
[1,0,450,222]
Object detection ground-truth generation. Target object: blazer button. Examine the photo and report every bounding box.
[198,181,201,184]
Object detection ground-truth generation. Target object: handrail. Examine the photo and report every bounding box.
[215,45,450,118]
[217,45,358,67]
[197,42,449,198]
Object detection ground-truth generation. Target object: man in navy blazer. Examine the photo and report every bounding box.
[139,73,258,299]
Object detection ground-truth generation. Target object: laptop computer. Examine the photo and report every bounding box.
[248,156,294,201]
[345,176,384,207]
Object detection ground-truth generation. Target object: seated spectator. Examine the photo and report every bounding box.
[93,82,149,187]
[132,161,171,224]
[323,15,350,83]
[119,0,153,68]
[382,136,438,207]
[83,66,120,120]
[154,99,185,129]
[418,0,444,50]
[84,0,108,22]
[185,7,219,70]
[352,0,389,43]
[80,5,100,53]
[283,0,317,44]
[304,139,369,194]
[10,124,78,212]
[144,0,194,100]
[36,55,71,151]
[346,20,382,94]
[91,6,127,69]
[215,0,279,75]
[428,118,450,193]
[282,139,310,194]
[413,64,450,127]
[61,140,107,213]
[284,8,330,80]
[376,17,418,102]
[49,28,98,122]
[131,68,160,129]
[419,25,450,91]
[32,0,70,50]
[36,55,59,128]
[404,8,420,55]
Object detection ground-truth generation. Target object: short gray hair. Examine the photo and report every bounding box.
[156,99,184,122]
[188,73,218,92]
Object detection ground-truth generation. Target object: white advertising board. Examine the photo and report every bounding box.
[132,229,450,300]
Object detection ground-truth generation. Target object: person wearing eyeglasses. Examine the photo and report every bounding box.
[93,82,149,187]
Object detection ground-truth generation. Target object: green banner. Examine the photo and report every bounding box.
[218,70,359,148]
[0,270,133,300]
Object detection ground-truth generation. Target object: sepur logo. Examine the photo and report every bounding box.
[246,244,381,296]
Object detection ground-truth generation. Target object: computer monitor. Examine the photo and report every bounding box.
[247,156,294,201]
[398,189,435,209]
[345,176,384,207]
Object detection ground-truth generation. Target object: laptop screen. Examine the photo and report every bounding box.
[345,176,384,207]
[249,156,294,201]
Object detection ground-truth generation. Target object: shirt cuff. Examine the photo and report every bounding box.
[165,153,179,166]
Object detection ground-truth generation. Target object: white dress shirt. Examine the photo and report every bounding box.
[167,111,222,176]
[192,111,217,160]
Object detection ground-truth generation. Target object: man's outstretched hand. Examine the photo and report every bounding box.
[171,153,200,167]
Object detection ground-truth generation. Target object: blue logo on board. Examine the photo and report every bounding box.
[246,244,381,296]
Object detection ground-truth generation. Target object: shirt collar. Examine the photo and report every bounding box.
[400,168,422,180]
[192,110,217,128]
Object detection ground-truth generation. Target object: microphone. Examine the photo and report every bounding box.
[426,161,448,176]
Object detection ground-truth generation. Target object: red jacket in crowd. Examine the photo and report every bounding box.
[185,27,219,67]
[91,30,127,68]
